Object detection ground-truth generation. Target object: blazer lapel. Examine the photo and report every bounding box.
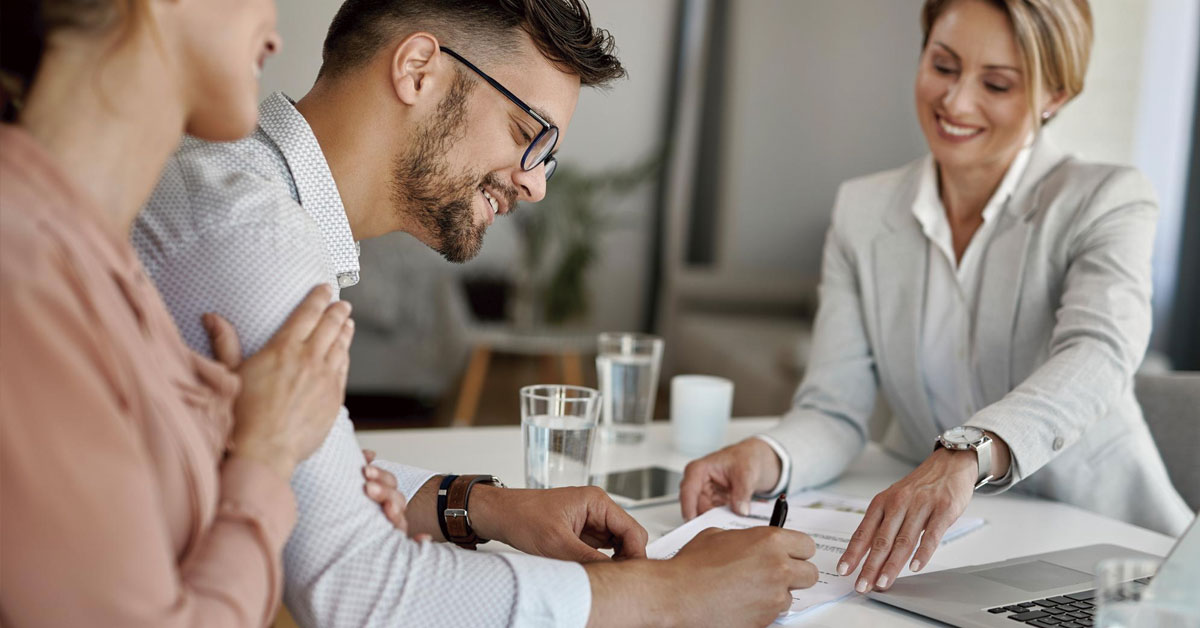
[975,136,1068,402]
[873,165,937,434]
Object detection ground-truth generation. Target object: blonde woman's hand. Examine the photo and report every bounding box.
[204,283,354,480]
[679,438,783,519]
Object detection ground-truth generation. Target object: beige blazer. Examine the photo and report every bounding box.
[764,135,1193,536]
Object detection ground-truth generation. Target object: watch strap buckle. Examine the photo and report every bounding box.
[437,474,502,550]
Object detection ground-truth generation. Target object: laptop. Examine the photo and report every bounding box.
[868,515,1198,627]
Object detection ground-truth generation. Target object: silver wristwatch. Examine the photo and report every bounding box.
[935,426,994,490]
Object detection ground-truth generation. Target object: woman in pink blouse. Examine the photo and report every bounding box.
[0,1,354,626]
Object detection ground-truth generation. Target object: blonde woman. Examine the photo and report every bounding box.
[681,0,1191,596]
[0,1,354,625]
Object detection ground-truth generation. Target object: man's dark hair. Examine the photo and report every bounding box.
[318,0,625,87]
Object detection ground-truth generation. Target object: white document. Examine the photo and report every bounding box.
[646,495,985,623]
[788,489,985,543]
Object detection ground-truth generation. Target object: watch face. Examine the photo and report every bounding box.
[942,426,985,446]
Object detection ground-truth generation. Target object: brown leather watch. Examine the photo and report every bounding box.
[437,474,504,549]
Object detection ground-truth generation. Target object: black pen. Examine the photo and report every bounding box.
[768,493,788,527]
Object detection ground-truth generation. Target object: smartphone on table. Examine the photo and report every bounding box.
[590,466,682,508]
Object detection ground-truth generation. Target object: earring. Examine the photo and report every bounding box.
[1042,111,1052,120]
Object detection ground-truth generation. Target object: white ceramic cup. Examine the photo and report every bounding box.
[670,375,734,457]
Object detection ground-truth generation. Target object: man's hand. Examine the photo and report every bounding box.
[839,447,977,594]
[680,438,783,519]
[584,526,819,628]
[470,485,649,562]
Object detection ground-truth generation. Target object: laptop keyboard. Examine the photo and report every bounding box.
[984,577,1151,627]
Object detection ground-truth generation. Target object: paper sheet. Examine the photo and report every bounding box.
[788,489,985,544]
[647,493,985,623]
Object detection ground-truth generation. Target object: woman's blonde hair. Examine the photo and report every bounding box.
[921,0,1093,128]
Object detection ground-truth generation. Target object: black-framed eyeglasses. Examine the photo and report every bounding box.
[441,46,558,181]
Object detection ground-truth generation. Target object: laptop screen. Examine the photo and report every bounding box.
[1146,514,1199,605]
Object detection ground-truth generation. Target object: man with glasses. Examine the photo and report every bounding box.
[441,46,561,181]
[134,1,818,626]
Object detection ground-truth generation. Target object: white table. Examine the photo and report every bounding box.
[358,418,1177,627]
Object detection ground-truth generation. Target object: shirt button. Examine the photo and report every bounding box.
[1052,437,1064,451]
[337,274,354,288]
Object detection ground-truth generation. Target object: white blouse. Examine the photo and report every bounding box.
[911,144,1032,480]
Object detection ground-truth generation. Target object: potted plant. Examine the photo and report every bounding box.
[512,154,659,328]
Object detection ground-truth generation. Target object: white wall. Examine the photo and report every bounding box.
[260,0,675,333]
[459,0,676,333]
[713,0,928,276]
[1043,0,1150,163]
[260,1,339,98]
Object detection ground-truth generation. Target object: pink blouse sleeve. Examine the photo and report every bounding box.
[0,270,296,627]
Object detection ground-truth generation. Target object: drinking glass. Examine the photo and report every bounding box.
[1094,557,1168,628]
[521,385,601,489]
[595,332,663,444]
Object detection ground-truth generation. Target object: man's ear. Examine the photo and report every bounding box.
[391,32,443,106]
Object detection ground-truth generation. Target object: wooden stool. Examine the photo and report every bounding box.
[451,326,593,426]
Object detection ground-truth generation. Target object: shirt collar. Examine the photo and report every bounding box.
[257,92,360,288]
[912,138,1034,234]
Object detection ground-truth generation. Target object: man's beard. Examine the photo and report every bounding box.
[390,72,489,263]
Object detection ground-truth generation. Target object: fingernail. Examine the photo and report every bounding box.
[837,562,849,576]
[737,501,750,516]
[364,465,377,478]
[876,574,889,589]
[366,483,380,497]
[910,559,922,572]
[855,579,869,593]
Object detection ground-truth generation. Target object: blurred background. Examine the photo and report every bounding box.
[261,0,1200,429]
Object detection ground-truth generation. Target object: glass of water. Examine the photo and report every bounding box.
[521,385,601,489]
[595,332,664,444]
[1094,557,1163,628]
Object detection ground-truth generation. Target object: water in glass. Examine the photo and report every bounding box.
[596,352,659,444]
[523,414,595,488]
